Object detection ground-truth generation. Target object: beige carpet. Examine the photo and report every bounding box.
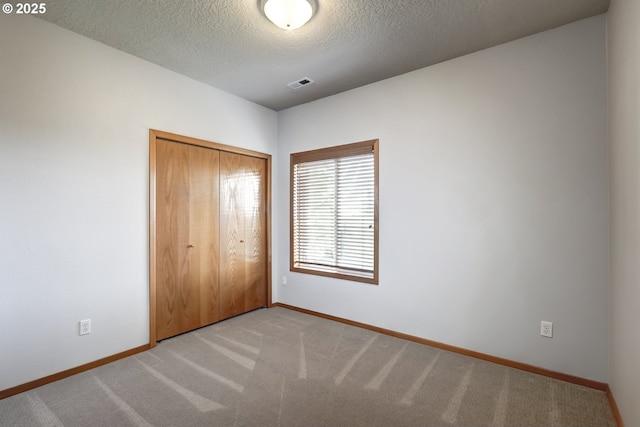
[0,307,617,426]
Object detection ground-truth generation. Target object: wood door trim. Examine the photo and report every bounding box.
[149,129,272,347]
[150,129,270,160]
[265,152,273,310]
[149,135,157,346]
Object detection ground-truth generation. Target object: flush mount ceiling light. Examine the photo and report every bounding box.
[262,0,316,30]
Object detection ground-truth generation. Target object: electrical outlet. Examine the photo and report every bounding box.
[540,321,553,338]
[79,319,91,336]
[282,275,288,285]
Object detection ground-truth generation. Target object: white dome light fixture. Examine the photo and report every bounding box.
[263,0,315,30]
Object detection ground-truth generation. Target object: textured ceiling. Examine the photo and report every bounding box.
[38,0,609,111]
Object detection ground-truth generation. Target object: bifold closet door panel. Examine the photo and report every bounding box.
[156,139,220,340]
[219,152,268,319]
[188,145,221,328]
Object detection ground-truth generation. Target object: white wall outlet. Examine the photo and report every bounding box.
[282,275,288,285]
[79,319,91,335]
[540,321,553,338]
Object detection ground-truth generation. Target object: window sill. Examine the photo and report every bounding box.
[291,264,378,285]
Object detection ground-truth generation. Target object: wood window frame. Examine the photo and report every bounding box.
[149,129,273,347]
[290,139,379,285]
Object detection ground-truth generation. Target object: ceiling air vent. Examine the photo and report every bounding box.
[287,77,314,89]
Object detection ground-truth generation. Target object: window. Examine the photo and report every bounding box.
[291,139,379,284]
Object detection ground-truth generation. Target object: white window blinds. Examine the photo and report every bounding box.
[291,140,378,283]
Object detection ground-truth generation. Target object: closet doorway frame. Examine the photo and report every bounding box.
[148,129,273,348]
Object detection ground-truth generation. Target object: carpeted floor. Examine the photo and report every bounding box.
[0,306,617,426]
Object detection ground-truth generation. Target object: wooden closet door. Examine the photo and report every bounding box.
[156,139,220,340]
[219,152,267,319]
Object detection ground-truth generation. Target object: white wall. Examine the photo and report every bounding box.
[0,15,278,391]
[608,0,640,425]
[277,16,608,382]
